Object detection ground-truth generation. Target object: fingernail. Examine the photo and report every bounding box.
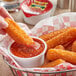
[1,21,8,28]
[0,16,8,29]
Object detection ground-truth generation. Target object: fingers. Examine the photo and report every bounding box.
[0,7,13,20]
[0,16,8,29]
[0,7,13,34]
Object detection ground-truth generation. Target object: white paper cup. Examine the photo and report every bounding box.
[21,0,57,25]
[23,9,53,25]
[8,36,47,68]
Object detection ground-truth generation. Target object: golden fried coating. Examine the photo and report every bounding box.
[39,27,72,41]
[54,45,65,50]
[47,49,76,64]
[41,59,65,68]
[72,41,76,52]
[46,28,76,49]
[5,18,34,46]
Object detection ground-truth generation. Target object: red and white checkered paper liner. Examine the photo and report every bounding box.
[0,13,76,76]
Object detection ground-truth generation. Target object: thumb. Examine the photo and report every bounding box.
[0,16,8,29]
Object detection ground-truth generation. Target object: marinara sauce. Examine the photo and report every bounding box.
[10,38,45,58]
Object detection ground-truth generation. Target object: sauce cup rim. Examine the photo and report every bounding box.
[8,36,47,60]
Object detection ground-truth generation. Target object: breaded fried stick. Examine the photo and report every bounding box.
[41,59,65,68]
[54,45,65,50]
[39,27,72,41]
[72,41,76,52]
[46,28,76,49]
[47,49,76,64]
[5,18,34,46]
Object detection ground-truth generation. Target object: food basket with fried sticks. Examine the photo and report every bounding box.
[2,13,76,76]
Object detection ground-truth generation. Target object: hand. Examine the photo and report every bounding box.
[0,7,13,34]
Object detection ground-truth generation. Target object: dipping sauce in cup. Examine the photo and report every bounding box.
[8,37,47,67]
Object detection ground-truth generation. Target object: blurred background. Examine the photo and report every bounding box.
[0,0,75,28]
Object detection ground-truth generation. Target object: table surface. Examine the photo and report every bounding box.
[0,8,70,76]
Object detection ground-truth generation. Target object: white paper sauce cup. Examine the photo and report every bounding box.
[8,36,47,68]
[21,0,57,25]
